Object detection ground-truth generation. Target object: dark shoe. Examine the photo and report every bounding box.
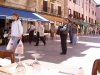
[15,54,18,56]
[44,43,46,46]
[34,45,38,46]
[60,52,66,55]
[69,42,72,44]
[0,65,2,67]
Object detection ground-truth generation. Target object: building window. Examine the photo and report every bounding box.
[86,16,87,22]
[68,9,71,15]
[58,6,61,15]
[73,11,77,18]
[78,13,80,19]
[92,10,94,15]
[51,4,54,14]
[68,9,72,18]
[89,0,91,3]
[73,0,76,3]
[89,17,91,23]
[73,11,80,19]
[95,20,96,24]
[43,1,48,12]
[73,0,80,5]
[76,12,78,19]
[82,0,84,8]
[91,19,93,23]
[73,11,76,18]
[82,14,84,20]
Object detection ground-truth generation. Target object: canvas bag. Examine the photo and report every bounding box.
[6,38,13,50]
[15,40,24,54]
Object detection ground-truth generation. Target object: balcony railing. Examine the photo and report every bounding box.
[41,6,62,17]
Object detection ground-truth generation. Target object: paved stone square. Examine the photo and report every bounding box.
[0,35,100,75]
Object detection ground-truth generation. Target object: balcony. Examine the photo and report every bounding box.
[41,6,62,17]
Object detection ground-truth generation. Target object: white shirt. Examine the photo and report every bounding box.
[60,24,67,31]
[11,20,23,37]
[37,25,44,36]
[28,25,35,31]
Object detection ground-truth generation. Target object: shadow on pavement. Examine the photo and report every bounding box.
[0,36,100,64]
[22,36,99,64]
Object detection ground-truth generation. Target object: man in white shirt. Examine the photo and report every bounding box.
[11,13,23,51]
[35,21,46,46]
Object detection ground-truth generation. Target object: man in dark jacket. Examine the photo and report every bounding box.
[58,19,69,55]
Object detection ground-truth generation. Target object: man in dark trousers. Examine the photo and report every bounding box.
[58,19,69,55]
[35,22,46,46]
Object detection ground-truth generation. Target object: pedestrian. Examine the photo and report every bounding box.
[72,23,78,45]
[57,19,69,55]
[3,23,10,44]
[50,24,56,40]
[28,22,35,44]
[35,21,46,46]
[10,13,23,51]
[0,28,4,45]
[68,21,73,44]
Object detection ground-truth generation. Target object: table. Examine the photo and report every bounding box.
[0,60,57,75]
[0,59,85,75]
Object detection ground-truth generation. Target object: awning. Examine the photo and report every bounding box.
[32,13,49,22]
[0,6,49,22]
[0,16,6,19]
[40,14,65,22]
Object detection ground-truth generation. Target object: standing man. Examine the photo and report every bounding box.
[28,22,35,44]
[35,22,46,46]
[71,23,78,45]
[50,24,56,40]
[58,19,69,55]
[11,13,23,51]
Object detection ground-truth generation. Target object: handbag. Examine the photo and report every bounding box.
[15,40,24,54]
[6,38,13,50]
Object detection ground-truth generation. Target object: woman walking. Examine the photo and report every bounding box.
[10,13,23,51]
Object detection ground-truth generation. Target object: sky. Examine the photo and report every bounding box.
[94,0,100,4]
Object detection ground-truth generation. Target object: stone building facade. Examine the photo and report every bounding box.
[96,5,100,24]
[0,0,97,29]
[65,0,96,24]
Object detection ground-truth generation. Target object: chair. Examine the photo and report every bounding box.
[92,59,100,75]
[0,50,14,63]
